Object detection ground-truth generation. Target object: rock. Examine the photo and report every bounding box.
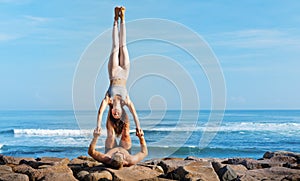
[154,165,164,173]
[263,151,300,160]
[39,164,74,177]
[13,164,42,181]
[39,172,77,181]
[13,161,75,181]
[229,164,248,176]
[0,165,13,174]
[77,155,96,162]
[37,157,70,166]
[240,166,300,181]
[0,155,35,165]
[19,160,51,169]
[212,161,224,172]
[0,173,29,181]
[226,158,278,170]
[158,158,193,174]
[172,161,220,181]
[184,156,203,161]
[143,158,164,165]
[69,157,104,177]
[84,170,113,181]
[108,165,162,181]
[77,170,89,180]
[217,165,238,181]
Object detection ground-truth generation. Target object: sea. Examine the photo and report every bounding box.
[0,110,299,160]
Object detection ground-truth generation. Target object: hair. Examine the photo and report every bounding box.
[110,153,124,169]
[108,105,128,137]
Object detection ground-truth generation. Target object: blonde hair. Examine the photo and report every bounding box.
[110,153,124,169]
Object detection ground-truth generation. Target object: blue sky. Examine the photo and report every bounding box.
[1,0,300,110]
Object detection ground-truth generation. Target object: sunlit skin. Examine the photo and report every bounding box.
[96,7,143,152]
[88,129,147,168]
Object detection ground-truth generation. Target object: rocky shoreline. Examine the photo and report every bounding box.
[1,151,299,181]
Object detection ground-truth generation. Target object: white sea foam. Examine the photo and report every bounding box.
[13,129,93,137]
[143,122,300,133]
[0,144,3,149]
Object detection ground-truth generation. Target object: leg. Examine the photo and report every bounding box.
[119,7,130,72]
[119,118,132,151]
[108,11,120,80]
[105,115,117,153]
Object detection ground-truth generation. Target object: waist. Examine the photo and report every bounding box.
[110,78,126,86]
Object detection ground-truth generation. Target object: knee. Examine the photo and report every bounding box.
[111,46,119,52]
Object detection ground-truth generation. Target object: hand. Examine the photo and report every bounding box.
[93,127,101,137]
[136,127,144,137]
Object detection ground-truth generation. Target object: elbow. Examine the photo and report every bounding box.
[88,147,94,157]
[142,147,148,156]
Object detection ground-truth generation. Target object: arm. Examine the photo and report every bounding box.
[127,134,148,165]
[88,129,111,163]
[96,95,109,131]
[125,96,143,136]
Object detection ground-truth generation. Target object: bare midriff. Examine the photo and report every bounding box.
[110,78,126,86]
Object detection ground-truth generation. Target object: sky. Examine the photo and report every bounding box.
[1,0,300,110]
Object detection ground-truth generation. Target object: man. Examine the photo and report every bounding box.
[88,129,148,169]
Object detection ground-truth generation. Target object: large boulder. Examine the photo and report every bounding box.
[240,166,300,181]
[84,170,113,181]
[13,164,42,181]
[263,151,300,161]
[0,173,29,181]
[39,172,77,181]
[36,157,70,166]
[172,161,220,181]
[108,165,162,181]
[158,158,193,174]
[0,165,13,174]
[0,155,35,165]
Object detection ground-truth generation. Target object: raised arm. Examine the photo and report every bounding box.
[96,95,110,131]
[125,96,143,136]
[88,129,111,163]
[127,134,148,165]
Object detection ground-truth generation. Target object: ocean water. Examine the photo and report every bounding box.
[0,110,299,160]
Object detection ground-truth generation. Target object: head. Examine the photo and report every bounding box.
[111,95,123,119]
[110,151,124,169]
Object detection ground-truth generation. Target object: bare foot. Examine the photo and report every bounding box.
[114,7,120,21]
[119,6,126,21]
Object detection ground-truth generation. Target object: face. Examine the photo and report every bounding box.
[111,107,122,119]
[111,96,122,119]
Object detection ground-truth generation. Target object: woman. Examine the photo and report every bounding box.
[96,6,143,153]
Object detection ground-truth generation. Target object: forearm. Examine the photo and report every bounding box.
[96,111,103,128]
[88,136,98,155]
[129,136,148,165]
[139,136,148,155]
[96,100,108,128]
[128,103,140,128]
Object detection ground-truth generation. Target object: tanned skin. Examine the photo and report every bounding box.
[88,129,148,167]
